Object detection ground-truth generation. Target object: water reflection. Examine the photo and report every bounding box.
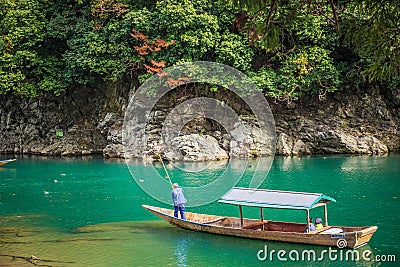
[169,159,228,173]
[354,245,380,267]
[174,236,189,267]
[279,156,306,172]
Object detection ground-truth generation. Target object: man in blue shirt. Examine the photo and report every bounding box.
[304,218,316,233]
[172,183,187,220]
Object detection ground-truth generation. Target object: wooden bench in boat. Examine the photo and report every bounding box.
[242,222,267,230]
[203,217,225,225]
[265,221,305,232]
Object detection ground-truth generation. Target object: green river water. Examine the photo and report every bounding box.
[0,155,399,266]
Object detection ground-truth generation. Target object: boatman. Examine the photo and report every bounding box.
[172,183,187,220]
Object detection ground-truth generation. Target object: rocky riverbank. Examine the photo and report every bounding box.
[0,83,399,160]
[272,85,399,156]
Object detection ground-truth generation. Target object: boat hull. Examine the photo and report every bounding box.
[0,159,16,166]
[142,205,377,249]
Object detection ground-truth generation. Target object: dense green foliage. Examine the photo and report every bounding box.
[343,0,400,82]
[228,0,400,95]
[0,0,64,95]
[0,0,398,99]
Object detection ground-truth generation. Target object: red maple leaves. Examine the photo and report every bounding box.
[131,29,190,88]
[131,29,176,74]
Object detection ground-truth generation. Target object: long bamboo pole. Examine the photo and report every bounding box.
[158,153,173,189]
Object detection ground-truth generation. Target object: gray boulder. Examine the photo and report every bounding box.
[164,134,228,161]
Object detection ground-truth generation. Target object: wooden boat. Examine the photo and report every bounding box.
[0,159,16,166]
[143,187,377,249]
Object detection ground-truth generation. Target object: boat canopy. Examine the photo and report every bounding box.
[218,187,336,210]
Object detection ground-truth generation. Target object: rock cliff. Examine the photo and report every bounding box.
[273,85,399,155]
[0,84,398,159]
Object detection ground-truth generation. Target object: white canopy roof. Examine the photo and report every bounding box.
[218,187,336,210]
